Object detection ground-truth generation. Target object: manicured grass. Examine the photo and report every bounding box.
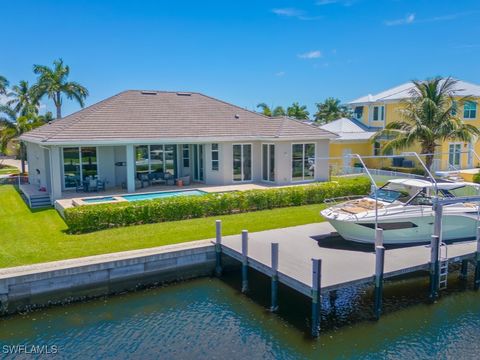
[0,166,19,175]
[0,185,326,268]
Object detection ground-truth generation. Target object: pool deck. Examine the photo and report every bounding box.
[218,222,478,297]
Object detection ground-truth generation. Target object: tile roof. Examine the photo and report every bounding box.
[320,118,376,141]
[20,91,336,144]
[349,79,480,105]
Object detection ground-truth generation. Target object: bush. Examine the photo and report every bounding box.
[473,173,480,184]
[64,178,371,233]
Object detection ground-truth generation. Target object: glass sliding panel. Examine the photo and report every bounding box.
[269,144,275,181]
[164,144,176,177]
[81,147,97,181]
[243,145,252,181]
[135,145,149,178]
[198,145,204,180]
[211,144,219,171]
[233,145,242,181]
[304,143,315,180]
[292,144,304,181]
[150,145,164,174]
[63,147,80,188]
[182,144,190,168]
[262,144,268,181]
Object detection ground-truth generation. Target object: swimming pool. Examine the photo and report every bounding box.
[81,190,207,204]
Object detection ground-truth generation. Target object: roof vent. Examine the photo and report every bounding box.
[234,114,240,119]
[176,92,192,96]
[140,91,157,95]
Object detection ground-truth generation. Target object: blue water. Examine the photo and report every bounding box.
[82,190,206,204]
[1,272,479,359]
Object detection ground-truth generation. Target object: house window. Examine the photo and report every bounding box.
[211,143,219,171]
[464,101,477,119]
[372,105,385,121]
[135,145,176,179]
[292,143,315,181]
[262,144,275,182]
[354,106,363,120]
[451,100,457,116]
[62,147,98,188]
[182,144,190,167]
[374,142,381,156]
[233,144,252,182]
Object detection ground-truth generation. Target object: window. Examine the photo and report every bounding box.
[372,105,385,121]
[182,144,190,167]
[233,144,252,182]
[464,101,477,119]
[63,147,97,188]
[211,143,219,171]
[353,106,363,120]
[374,142,381,156]
[292,143,315,181]
[135,145,177,179]
[451,100,457,116]
[262,144,275,182]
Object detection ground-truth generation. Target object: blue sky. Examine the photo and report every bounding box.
[1,0,480,117]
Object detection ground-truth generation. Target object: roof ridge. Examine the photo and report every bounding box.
[41,91,129,142]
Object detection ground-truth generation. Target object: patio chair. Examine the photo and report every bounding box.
[138,173,150,188]
[75,179,84,193]
[149,172,166,185]
[97,180,106,192]
[164,172,175,186]
[89,179,98,192]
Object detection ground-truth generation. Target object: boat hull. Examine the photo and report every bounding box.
[327,215,478,244]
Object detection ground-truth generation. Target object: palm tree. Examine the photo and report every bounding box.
[0,105,49,172]
[272,106,286,117]
[257,103,272,116]
[0,76,8,95]
[287,102,310,120]
[314,97,351,123]
[32,58,89,119]
[374,77,480,170]
[6,80,40,116]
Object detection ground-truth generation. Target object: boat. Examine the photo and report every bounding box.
[320,178,480,244]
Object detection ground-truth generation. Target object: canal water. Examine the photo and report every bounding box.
[0,269,479,359]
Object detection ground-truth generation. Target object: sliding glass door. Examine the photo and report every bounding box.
[193,144,205,182]
[262,144,275,182]
[292,143,315,181]
[233,144,252,182]
[63,147,98,188]
[135,144,177,179]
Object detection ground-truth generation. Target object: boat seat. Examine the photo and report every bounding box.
[340,206,368,214]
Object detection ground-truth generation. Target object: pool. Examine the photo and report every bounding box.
[81,189,207,204]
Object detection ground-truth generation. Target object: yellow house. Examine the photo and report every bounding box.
[347,79,480,173]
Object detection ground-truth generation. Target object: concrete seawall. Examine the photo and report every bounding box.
[0,240,217,315]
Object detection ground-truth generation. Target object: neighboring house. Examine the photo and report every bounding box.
[348,79,480,171]
[19,90,336,201]
[320,117,379,174]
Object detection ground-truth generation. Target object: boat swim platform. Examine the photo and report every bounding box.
[217,222,478,298]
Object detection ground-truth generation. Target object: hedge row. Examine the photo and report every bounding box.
[64,177,370,233]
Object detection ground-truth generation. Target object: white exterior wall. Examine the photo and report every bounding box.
[97,146,116,189]
[26,142,48,189]
[114,146,127,187]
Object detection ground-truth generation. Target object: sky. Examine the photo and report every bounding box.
[1,0,480,117]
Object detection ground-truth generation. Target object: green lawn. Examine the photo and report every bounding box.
[0,185,326,268]
[0,166,19,175]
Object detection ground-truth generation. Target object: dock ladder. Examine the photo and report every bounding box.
[439,242,449,290]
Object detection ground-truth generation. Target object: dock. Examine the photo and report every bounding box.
[213,221,480,337]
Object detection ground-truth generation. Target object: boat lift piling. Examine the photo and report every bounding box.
[373,245,385,320]
[241,230,249,293]
[215,220,223,277]
[475,226,480,290]
[270,243,279,312]
[311,259,322,338]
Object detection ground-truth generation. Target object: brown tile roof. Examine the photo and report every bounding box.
[20,91,336,144]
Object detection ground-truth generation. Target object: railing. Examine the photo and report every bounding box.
[324,195,366,205]
[0,175,29,186]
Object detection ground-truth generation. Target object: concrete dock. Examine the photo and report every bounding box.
[218,222,478,297]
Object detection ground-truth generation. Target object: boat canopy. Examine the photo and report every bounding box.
[387,178,470,190]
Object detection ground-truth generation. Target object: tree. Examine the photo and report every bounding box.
[257,103,286,117]
[0,105,49,172]
[0,76,8,95]
[32,58,88,119]
[314,97,352,123]
[287,102,310,120]
[374,77,480,170]
[6,80,40,116]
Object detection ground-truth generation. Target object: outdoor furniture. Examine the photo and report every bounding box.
[89,179,98,192]
[96,180,106,191]
[149,172,166,185]
[75,179,84,193]
[164,172,175,186]
[179,175,191,186]
[138,173,150,188]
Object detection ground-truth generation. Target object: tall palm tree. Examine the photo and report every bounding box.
[287,102,310,120]
[374,77,480,170]
[0,105,49,172]
[314,97,351,123]
[0,76,8,95]
[32,59,89,119]
[256,103,287,117]
[6,80,40,116]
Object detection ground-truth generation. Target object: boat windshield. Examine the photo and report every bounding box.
[368,182,415,203]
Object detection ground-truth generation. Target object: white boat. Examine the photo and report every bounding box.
[320,178,480,244]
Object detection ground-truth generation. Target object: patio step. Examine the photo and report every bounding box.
[29,195,52,208]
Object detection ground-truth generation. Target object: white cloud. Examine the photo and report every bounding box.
[384,13,415,26]
[272,8,304,17]
[316,0,356,6]
[298,50,322,59]
[275,71,286,77]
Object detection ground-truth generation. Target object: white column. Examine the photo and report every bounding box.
[126,144,135,193]
[49,146,63,201]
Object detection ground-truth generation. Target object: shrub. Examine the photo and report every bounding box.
[64,178,371,233]
[473,173,480,184]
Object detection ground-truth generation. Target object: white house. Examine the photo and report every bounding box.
[20,90,336,202]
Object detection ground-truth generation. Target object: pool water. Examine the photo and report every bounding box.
[81,190,206,203]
